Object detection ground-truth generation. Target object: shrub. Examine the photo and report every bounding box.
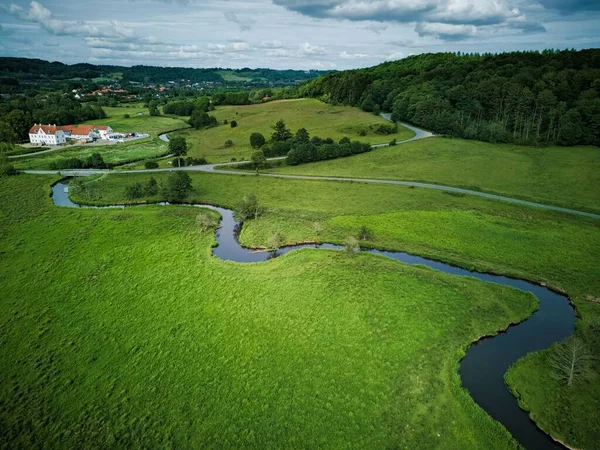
[389,138,397,146]
[223,119,228,125]
[263,140,291,158]
[267,231,284,251]
[230,120,238,128]
[236,193,261,221]
[85,153,106,169]
[197,212,218,233]
[144,161,159,169]
[145,177,158,196]
[123,114,130,119]
[250,132,266,149]
[358,225,374,241]
[125,182,144,200]
[344,236,360,258]
[0,153,16,177]
[358,129,367,136]
[224,139,233,148]
[370,123,397,135]
[49,158,84,170]
[184,157,207,166]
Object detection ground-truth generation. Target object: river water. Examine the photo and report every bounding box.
[52,180,574,449]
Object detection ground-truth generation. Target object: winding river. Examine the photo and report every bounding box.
[52,180,574,449]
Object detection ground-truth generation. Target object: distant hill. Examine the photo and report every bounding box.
[0,57,327,85]
[300,49,600,146]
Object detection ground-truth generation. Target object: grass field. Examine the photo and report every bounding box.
[83,105,190,136]
[71,170,600,448]
[0,174,540,449]
[263,136,600,214]
[11,139,169,170]
[173,99,415,163]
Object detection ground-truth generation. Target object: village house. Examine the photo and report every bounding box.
[28,124,113,145]
[28,124,67,146]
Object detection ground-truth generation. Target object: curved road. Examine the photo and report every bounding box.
[21,118,600,220]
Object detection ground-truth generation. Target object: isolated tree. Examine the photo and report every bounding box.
[250,132,266,149]
[230,120,238,128]
[271,119,292,142]
[358,225,374,241]
[224,139,233,148]
[344,236,360,258]
[251,150,266,174]
[237,193,261,221]
[551,337,591,387]
[168,136,189,167]
[148,100,160,116]
[312,221,324,236]
[267,231,284,252]
[163,171,192,202]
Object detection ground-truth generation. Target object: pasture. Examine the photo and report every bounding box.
[173,99,415,163]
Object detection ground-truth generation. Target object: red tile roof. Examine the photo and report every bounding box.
[30,124,110,136]
[29,124,61,135]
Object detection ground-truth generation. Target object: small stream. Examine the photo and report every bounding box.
[52,180,575,449]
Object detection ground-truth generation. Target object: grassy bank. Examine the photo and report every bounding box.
[0,174,537,448]
[174,99,415,163]
[12,139,169,170]
[263,136,600,214]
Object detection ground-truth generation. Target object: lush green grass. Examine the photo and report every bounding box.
[73,169,600,448]
[12,139,169,170]
[174,99,415,163]
[505,346,600,449]
[0,174,538,448]
[83,105,190,136]
[263,136,600,214]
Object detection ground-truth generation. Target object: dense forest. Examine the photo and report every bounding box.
[0,58,325,86]
[300,49,600,146]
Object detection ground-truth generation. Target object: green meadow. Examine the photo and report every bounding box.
[263,136,600,214]
[173,99,415,163]
[83,105,190,136]
[0,174,538,449]
[70,169,600,448]
[11,139,169,170]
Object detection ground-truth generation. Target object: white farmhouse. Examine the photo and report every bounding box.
[28,124,67,146]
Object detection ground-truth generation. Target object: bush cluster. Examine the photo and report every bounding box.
[286,139,371,165]
[124,177,158,200]
[49,152,106,170]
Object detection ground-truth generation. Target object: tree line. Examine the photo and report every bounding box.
[245,120,375,170]
[299,49,600,146]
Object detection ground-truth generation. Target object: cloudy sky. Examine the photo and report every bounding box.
[0,0,598,70]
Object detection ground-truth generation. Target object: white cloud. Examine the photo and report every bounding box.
[207,41,252,52]
[415,22,478,40]
[339,51,369,59]
[260,40,284,49]
[299,42,328,55]
[273,0,546,40]
[6,1,136,39]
